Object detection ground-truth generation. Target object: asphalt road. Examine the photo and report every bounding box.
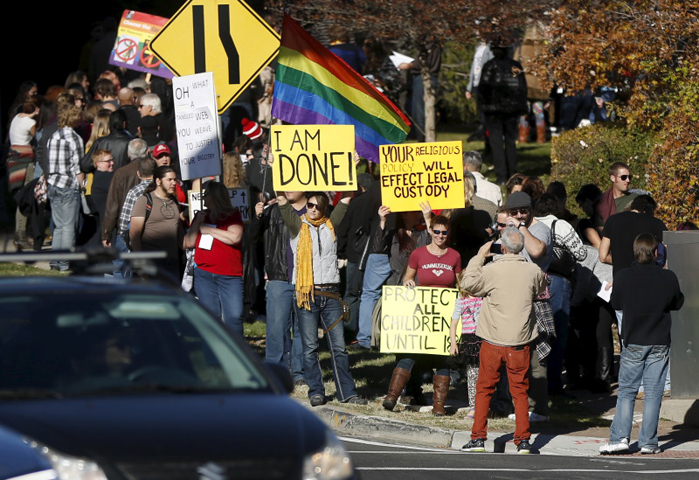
[342,436,699,479]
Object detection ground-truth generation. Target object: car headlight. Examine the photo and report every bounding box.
[26,440,107,480]
[302,430,354,480]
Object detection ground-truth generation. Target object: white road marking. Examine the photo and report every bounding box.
[355,467,699,474]
[338,436,450,452]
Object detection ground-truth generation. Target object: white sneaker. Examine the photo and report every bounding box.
[599,438,630,454]
[641,446,661,454]
[507,412,549,422]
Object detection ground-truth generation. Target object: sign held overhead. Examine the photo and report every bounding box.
[173,72,221,180]
[271,125,357,192]
[380,141,465,212]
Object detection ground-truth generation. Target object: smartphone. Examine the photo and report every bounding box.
[489,243,502,254]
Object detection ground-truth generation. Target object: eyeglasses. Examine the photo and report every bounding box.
[432,229,448,236]
[617,174,632,181]
[306,202,319,210]
[508,208,530,216]
[497,222,508,228]
[98,158,114,163]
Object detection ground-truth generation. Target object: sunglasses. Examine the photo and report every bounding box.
[497,222,508,228]
[508,208,530,216]
[617,174,632,181]
[432,229,448,236]
[306,202,320,210]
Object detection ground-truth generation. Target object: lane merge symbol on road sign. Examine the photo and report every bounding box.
[150,0,280,113]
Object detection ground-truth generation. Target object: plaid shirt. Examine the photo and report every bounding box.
[47,127,84,189]
[118,180,151,235]
[533,298,556,360]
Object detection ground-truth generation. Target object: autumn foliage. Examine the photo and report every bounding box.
[534,0,699,226]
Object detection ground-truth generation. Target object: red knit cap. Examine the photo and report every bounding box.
[241,118,263,140]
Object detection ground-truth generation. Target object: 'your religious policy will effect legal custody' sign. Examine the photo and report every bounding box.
[380,286,459,356]
[173,72,221,181]
[271,125,357,191]
[380,141,464,212]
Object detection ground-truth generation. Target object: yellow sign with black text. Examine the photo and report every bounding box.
[379,141,464,212]
[271,125,357,192]
[379,286,459,356]
[150,0,280,113]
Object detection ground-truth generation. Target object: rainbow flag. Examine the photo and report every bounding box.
[272,14,410,163]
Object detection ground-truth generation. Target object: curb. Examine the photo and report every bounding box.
[308,402,699,457]
[313,405,455,448]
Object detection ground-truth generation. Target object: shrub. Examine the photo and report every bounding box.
[646,110,699,229]
[550,123,657,218]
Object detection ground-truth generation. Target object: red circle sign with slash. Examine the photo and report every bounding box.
[140,42,161,69]
[115,38,138,62]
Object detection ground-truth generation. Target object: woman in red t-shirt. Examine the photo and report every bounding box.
[184,181,245,334]
[383,215,461,416]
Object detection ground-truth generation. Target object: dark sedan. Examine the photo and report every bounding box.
[0,276,354,480]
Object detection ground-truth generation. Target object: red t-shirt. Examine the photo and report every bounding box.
[194,210,244,276]
[408,246,461,288]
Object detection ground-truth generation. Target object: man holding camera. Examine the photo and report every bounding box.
[460,228,547,454]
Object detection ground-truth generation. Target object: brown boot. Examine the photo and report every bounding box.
[536,126,547,143]
[432,374,451,416]
[382,367,411,411]
[518,124,530,143]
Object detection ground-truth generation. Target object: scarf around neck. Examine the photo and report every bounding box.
[296,214,335,310]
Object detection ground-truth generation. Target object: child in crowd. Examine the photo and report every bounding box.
[449,271,483,419]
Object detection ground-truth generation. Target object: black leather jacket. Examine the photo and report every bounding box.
[250,203,292,282]
[81,130,134,173]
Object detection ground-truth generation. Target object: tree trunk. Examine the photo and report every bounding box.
[422,67,436,142]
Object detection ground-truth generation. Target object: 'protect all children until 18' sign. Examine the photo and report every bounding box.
[379,141,465,212]
[271,125,357,192]
[379,285,460,356]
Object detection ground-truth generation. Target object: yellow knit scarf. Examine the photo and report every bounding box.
[296,214,335,310]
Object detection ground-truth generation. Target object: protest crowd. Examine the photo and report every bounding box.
[2,14,691,456]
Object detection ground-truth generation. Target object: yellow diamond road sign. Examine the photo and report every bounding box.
[151,0,280,114]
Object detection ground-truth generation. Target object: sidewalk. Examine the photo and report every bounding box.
[299,388,699,457]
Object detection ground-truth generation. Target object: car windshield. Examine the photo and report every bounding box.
[0,291,270,397]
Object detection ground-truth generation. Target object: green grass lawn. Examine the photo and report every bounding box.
[437,123,553,185]
[244,320,609,433]
[0,263,64,277]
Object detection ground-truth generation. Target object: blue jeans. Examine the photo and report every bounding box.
[356,254,392,347]
[610,344,669,449]
[295,290,358,401]
[112,233,132,278]
[547,274,571,392]
[47,184,80,271]
[194,267,244,335]
[265,280,304,382]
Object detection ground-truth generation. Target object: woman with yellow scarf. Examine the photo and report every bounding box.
[278,191,366,408]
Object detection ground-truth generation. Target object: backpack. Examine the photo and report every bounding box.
[548,220,576,278]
